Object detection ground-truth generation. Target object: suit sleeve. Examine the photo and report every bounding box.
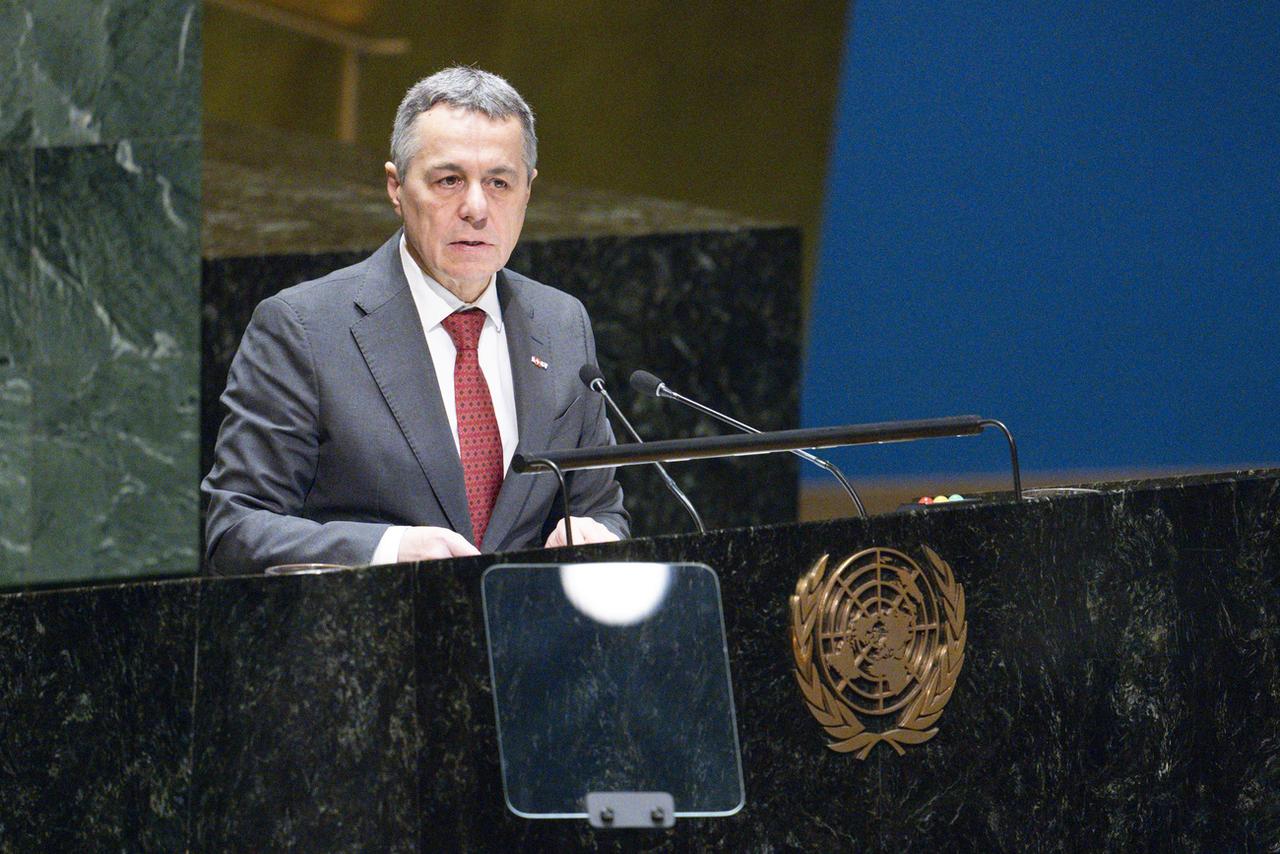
[202,296,388,574]
[564,301,630,539]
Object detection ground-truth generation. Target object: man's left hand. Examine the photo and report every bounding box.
[544,516,620,549]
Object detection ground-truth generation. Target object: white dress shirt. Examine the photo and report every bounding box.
[369,238,519,563]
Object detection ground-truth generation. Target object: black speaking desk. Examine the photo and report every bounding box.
[2,468,1278,850]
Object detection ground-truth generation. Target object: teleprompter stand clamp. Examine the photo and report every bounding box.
[586,792,676,829]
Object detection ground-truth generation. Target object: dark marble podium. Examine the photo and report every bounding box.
[3,468,1278,850]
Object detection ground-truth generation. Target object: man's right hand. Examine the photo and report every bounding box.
[397,526,481,562]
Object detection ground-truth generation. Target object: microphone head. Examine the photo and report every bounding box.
[579,363,606,389]
[629,370,665,398]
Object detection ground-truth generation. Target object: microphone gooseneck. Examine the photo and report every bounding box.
[628,369,868,519]
[580,365,706,534]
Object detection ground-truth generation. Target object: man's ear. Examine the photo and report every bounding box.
[385,162,402,216]
[528,167,538,189]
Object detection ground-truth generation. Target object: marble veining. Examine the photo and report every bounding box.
[0,579,197,851]
[24,140,200,583]
[26,0,200,146]
[202,121,770,260]
[511,228,802,538]
[2,464,1277,848]
[190,568,418,852]
[0,5,34,147]
[407,469,1280,849]
[0,0,203,589]
[0,149,33,574]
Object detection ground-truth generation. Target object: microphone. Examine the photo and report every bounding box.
[579,364,706,534]
[629,370,868,519]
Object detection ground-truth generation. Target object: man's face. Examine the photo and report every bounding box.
[385,105,535,301]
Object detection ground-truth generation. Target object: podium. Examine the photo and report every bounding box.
[1,469,1278,850]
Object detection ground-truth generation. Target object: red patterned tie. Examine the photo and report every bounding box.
[441,309,504,545]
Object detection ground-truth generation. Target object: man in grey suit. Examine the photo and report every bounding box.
[203,67,628,575]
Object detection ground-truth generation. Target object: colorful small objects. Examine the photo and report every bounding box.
[910,492,970,510]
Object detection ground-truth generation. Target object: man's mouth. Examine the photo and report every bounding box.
[451,240,490,247]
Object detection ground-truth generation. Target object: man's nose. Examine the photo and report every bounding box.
[459,181,488,223]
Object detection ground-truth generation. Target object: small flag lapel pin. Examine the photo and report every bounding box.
[531,355,549,370]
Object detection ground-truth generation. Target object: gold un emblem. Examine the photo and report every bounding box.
[790,546,967,758]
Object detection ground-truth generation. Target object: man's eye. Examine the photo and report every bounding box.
[491,179,509,190]
[438,176,460,187]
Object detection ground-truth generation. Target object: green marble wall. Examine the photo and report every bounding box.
[0,1,201,586]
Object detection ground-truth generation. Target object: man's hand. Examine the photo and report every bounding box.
[544,516,621,549]
[397,526,481,561]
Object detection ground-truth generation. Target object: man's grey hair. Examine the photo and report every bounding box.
[390,66,537,182]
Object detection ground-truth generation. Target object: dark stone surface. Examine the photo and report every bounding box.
[201,121,768,261]
[190,567,418,852]
[26,0,201,146]
[0,580,197,851]
[3,469,1278,849]
[0,149,32,576]
[0,0,203,589]
[27,141,200,583]
[0,4,31,147]
[406,469,1280,850]
[510,229,802,538]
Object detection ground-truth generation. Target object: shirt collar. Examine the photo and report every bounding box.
[398,234,503,332]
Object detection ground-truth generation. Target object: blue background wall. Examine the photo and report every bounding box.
[804,2,1279,480]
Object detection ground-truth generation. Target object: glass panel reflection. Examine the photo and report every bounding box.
[482,562,744,819]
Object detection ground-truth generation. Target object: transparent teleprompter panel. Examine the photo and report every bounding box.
[482,562,745,819]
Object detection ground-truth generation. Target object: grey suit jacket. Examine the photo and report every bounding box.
[202,232,628,575]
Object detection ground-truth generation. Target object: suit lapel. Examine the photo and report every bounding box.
[349,235,473,540]
[483,271,554,551]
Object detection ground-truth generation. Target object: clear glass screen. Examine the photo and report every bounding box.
[482,562,745,818]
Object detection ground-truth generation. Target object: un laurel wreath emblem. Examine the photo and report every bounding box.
[789,546,967,759]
